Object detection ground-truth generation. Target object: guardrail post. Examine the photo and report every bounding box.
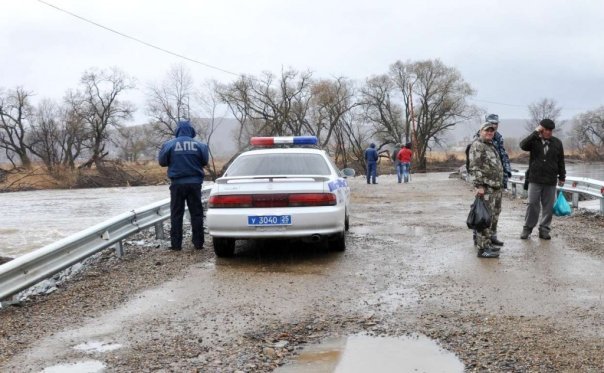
[154,222,164,239]
[115,240,124,258]
[572,192,579,208]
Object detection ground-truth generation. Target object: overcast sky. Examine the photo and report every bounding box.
[2,0,604,125]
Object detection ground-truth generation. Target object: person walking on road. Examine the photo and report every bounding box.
[158,120,209,251]
[397,142,413,183]
[364,143,379,184]
[519,119,566,240]
[468,121,504,258]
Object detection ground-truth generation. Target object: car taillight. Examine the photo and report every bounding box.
[252,194,289,208]
[288,193,337,206]
[209,195,253,208]
[209,193,337,208]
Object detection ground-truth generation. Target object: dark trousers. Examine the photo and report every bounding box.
[524,182,556,233]
[366,162,377,184]
[170,183,204,249]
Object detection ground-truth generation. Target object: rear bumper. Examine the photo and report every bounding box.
[207,205,345,239]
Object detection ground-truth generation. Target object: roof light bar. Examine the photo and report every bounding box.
[250,136,318,146]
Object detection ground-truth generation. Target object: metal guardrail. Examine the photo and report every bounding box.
[0,186,212,301]
[508,171,604,214]
[460,166,604,214]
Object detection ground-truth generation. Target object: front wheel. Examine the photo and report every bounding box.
[213,237,236,257]
[328,232,346,252]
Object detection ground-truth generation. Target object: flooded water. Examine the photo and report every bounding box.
[0,185,168,258]
[41,360,105,373]
[276,334,464,373]
[512,162,604,180]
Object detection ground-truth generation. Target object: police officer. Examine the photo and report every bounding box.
[468,121,504,258]
[364,143,378,184]
[158,120,209,251]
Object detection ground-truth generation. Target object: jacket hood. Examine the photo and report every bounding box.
[175,120,196,138]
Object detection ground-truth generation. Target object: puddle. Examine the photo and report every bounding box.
[352,225,425,236]
[276,334,464,373]
[41,360,106,373]
[73,340,123,353]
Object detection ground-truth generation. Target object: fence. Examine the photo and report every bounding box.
[0,186,212,302]
[460,166,604,214]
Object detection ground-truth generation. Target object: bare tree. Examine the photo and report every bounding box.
[146,64,196,145]
[196,80,228,179]
[359,74,404,149]
[0,87,34,168]
[28,99,64,173]
[60,108,87,169]
[390,60,415,144]
[571,107,604,160]
[113,124,153,162]
[67,67,135,168]
[310,77,358,149]
[524,98,564,133]
[407,59,477,171]
[218,69,314,149]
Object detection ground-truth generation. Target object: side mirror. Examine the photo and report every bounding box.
[341,168,356,178]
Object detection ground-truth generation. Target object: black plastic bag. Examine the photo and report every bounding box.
[466,197,492,231]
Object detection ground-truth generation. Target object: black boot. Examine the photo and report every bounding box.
[538,230,551,240]
[520,227,532,239]
[490,235,504,246]
[477,246,500,258]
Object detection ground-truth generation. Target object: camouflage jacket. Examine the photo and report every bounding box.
[472,131,511,188]
[469,138,504,189]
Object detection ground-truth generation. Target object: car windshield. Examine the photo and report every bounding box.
[225,153,331,176]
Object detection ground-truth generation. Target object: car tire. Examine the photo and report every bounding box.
[328,232,346,252]
[213,237,235,257]
[345,211,350,231]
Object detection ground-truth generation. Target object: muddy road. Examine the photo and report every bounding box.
[1,173,603,372]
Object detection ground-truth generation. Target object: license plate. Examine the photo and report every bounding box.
[248,215,292,226]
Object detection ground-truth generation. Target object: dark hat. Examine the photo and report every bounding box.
[540,118,555,129]
[485,114,499,124]
[370,143,376,148]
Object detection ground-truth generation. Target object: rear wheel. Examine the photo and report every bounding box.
[328,232,346,252]
[213,237,236,257]
[345,211,350,231]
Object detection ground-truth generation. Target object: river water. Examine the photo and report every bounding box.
[1,163,602,260]
[0,185,169,258]
[512,162,604,181]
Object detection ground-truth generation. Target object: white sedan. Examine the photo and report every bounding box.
[206,136,354,257]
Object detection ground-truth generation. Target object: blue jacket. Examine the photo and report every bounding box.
[364,146,378,163]
[158,121,209,184]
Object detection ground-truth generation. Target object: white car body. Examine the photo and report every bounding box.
[206,147,351,256]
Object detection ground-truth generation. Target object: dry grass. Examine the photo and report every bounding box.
[0,158,232,193]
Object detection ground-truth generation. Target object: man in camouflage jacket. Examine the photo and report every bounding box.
[468,121,504,258]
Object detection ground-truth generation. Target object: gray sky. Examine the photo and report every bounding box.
[2,0,604,124]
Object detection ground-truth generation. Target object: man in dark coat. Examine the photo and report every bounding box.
[158,120,209,250]
[364,143,378,184]
[519,118,566,240]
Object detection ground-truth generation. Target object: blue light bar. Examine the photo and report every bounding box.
[292,136,318,145]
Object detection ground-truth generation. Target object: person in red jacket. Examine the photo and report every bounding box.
[397,143,413,183]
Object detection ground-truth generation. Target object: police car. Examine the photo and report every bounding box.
[206,136,354,257]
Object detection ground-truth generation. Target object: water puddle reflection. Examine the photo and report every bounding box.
[276,334,464,373]
[41,360,106,373]
[73,340,123,353]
